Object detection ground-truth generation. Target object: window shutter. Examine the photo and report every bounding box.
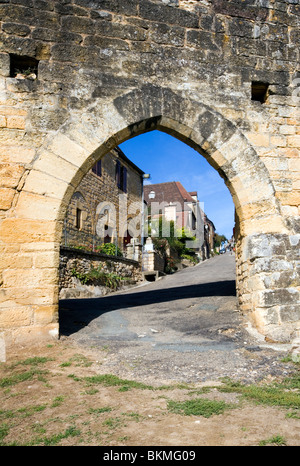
[97,160,101,176]
[92,160,102,176]
[116,160,121,188]
[123,166,127,193]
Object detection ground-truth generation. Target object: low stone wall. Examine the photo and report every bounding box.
[59,247,143,299]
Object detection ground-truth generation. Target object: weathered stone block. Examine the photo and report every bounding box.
[0,163,25,188]
[0,219,58,243]
[139,0,199,26]
[258,288,299,308]
[33,305,58,325]
[245,234,287,260]
[0,187,15,210]
[0,307,32,328]
[280,305,300,323]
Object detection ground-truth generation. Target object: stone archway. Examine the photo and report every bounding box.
[1,0,300,352]
[0,85,297,349]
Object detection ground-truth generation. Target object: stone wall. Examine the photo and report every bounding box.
[59,246,142,299]
[236,233,300,342]
[0,0,299,347]
[62,147,144,252]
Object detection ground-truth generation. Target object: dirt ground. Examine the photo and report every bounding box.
[0,338,299,447]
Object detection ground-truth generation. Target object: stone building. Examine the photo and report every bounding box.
[61,147,145,253]
[144,181,215,259]
[0,0,299,349]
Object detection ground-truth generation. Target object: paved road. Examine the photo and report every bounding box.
[59,254,293,384]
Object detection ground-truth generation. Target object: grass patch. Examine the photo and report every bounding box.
[84,374,154,391]
[33,425,81,446]
[88,407,113,415]
[0,404,47,420]
[102,416,124,430]
[17,405,47,418]
[220,376,300,410]
[259,435,287,446]
[51,396,65,408]
[0,368,49,388]
[0,424,10,445]
[0,356,51,389]
[167,398,231,418]
[13,357,52,367]
[83,373,192,392]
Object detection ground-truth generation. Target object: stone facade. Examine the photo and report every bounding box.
[144,182,205,253]
[0,0,299,349]
[61,147,144,253]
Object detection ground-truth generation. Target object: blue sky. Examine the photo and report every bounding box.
[120,130,235,239]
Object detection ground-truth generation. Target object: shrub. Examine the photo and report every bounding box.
[71,267,127,290]
[96,243,123,257]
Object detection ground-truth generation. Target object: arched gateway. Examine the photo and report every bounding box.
[0,0,299,352]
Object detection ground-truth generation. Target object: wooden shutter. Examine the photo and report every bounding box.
[123,166,127,193]
[116,160,121,188]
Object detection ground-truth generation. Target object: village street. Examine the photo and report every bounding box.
[59,254,293,385]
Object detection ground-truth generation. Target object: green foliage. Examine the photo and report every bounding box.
[151,219,198,273]
[96,243,123,257]
[71,266,127,290]
[181,254,199,264]
[214,233,227,248]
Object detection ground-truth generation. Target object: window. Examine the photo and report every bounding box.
[92,160,102,177]
[115,160,127,193]
[75,208,82,230]
[251,81,269,103]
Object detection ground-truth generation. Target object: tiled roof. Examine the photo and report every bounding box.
[144,182,196,208]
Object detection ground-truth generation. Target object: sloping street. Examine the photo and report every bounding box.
[59,254,293,385]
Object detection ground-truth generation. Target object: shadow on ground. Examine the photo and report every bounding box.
[59,280,236,337]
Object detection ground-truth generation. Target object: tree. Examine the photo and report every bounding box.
[214,233,227,248]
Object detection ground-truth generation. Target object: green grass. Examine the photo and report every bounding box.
[259,435,287,446]
[88,407,113,415]
[167,398,232,418]
[0,356,51,388]
[51,396,65,408]
[0,424,10,444]
[220,375,300,410]
[33,426,81,446]
[82,373,191,392]
[0,368,49,388]
[13,357,51,367]
[84,374,154,391]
